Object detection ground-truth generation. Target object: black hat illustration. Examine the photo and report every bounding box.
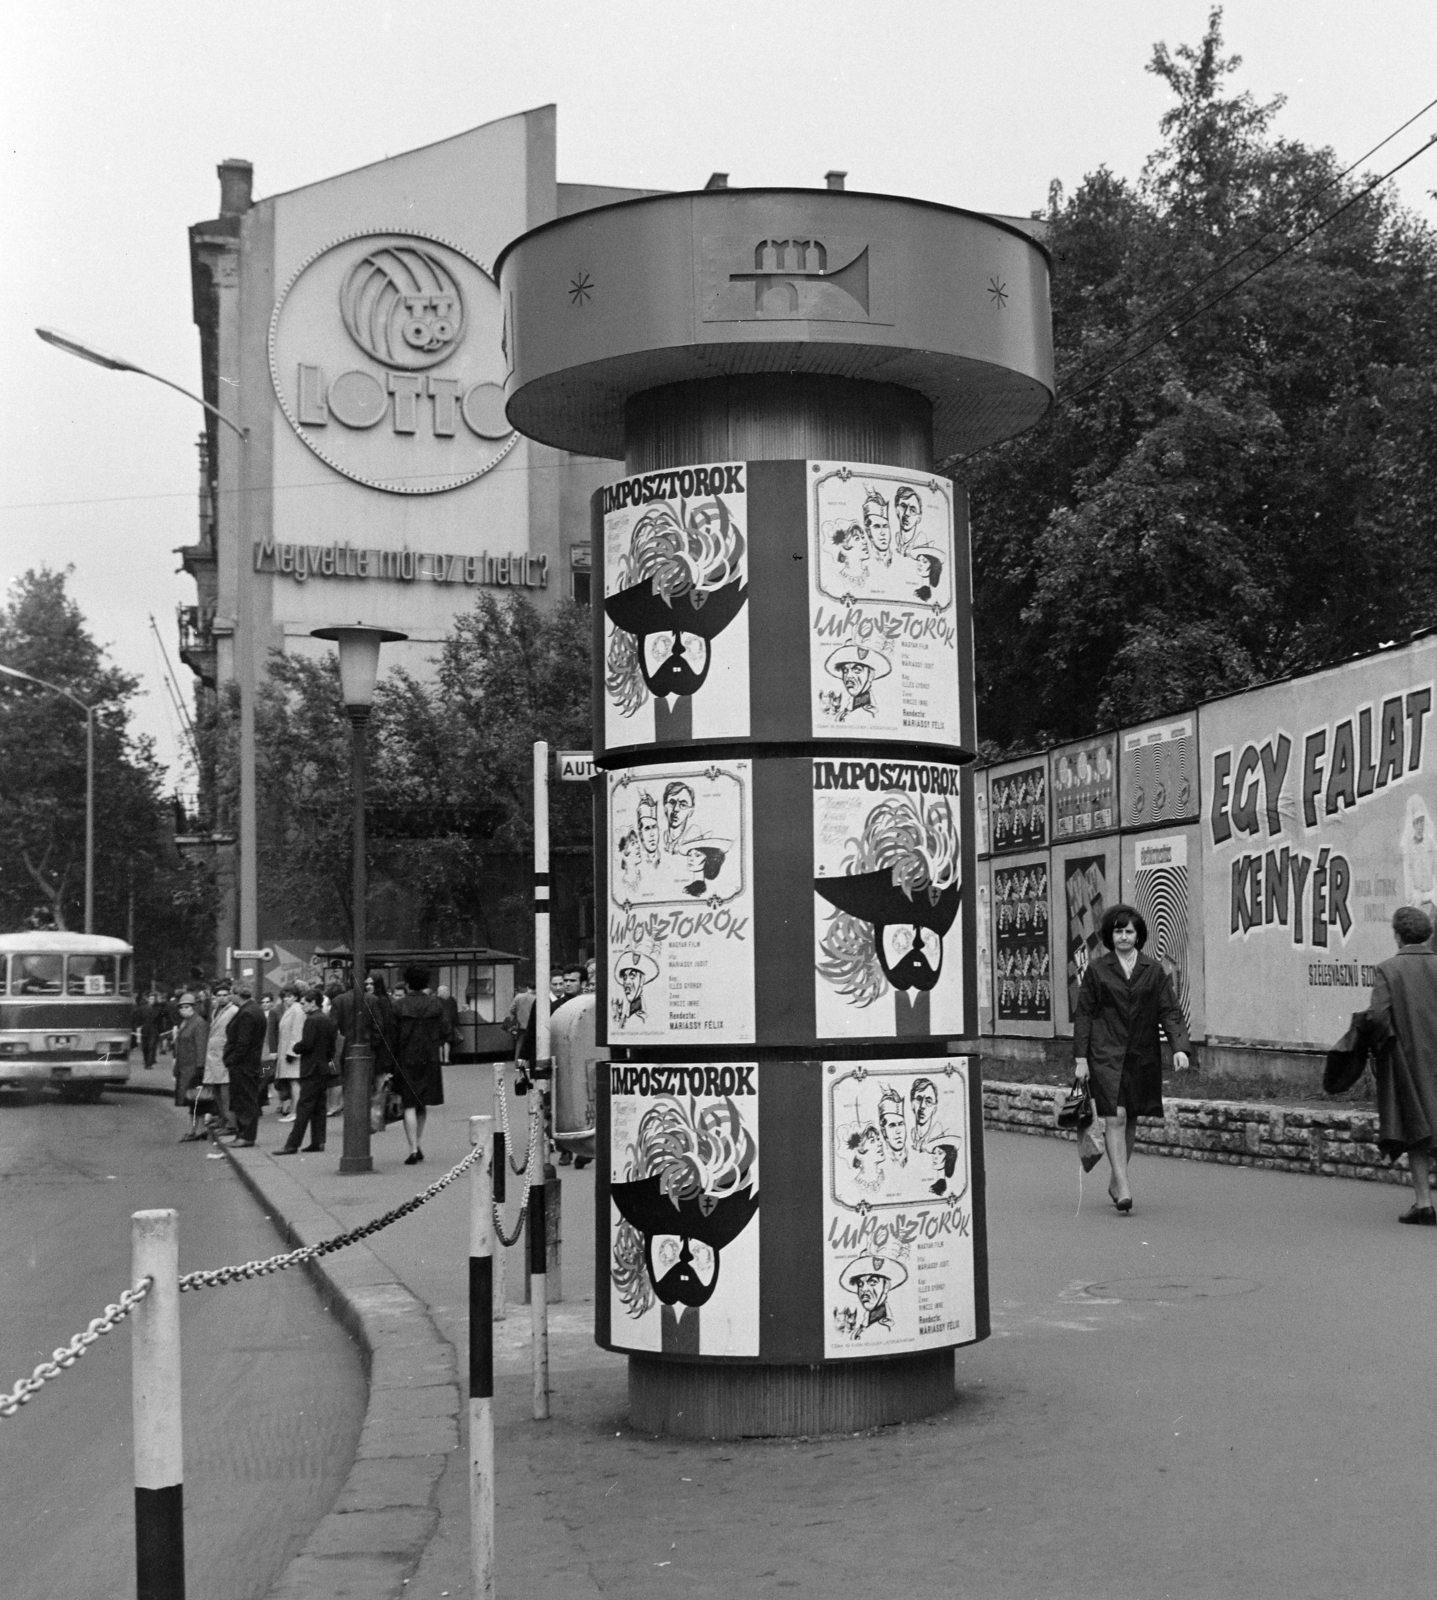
[605,578,748,699]
[610,1178,760,1307]
[814,871,961,992]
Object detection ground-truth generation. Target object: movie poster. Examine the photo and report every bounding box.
[993,860,1052,1022]
[822,1059,976,1358]
[607,760,755,1045]
[1063,854,1108,1020]
[608,1063,760,1357]
[989,762,1048,854]
[813,758,964,1040]
[1130,833,1194,1028]
[1052,737,1118,838]
[601,463,750,749]
[1120,717,1198,829]
[808,463,960,743]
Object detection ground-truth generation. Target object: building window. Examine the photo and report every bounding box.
[572,569,591,605]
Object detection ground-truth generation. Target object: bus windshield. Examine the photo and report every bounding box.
[4,951,132,996]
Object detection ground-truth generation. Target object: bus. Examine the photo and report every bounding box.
[0,932,135,1101]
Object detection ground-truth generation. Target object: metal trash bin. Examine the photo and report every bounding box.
[552,992,604,1160]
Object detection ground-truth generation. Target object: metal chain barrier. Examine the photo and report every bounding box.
[179,1141,484,1293]
[1,1279,152,1417]
[496,1064,535,1177]
[492,1098,540,1248]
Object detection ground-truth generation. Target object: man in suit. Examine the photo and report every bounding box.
[219,985,267,1148]
[275,990,337,1155]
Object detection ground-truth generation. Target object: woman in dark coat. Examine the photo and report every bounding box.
[1363,905,1437,1223]
[1073,904,1191,1213]
[391,965,451,1165]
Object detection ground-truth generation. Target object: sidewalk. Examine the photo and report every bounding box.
[217,1065,1437,1600]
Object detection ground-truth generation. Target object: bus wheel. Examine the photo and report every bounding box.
[57,1083,104,1105]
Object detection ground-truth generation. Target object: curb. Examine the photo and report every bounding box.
[220,1146,461,1599]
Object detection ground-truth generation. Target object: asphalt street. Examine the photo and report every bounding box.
[0,1077,366,1600]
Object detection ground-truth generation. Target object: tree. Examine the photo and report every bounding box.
[966,7,1437,753]
[251,592,594,954]
[0,568,214,975]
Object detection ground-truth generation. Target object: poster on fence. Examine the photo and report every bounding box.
[808,463,960,744]
[601,463,750,750]
[812,758,964,1040]
[607,760,755,1044]
[1052,837,1120,1035]
[608,1062,760,1356]
[988,756,1049,854]
[992,854,1052,1029]
[1052,735,1119,839]
[822,1058,976,1358]
[1121,717,1199,829]
[1201,637,1437,1047]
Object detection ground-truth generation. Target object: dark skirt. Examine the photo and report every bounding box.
[1089,1056,1163,1121]
[395,1059,444,1109]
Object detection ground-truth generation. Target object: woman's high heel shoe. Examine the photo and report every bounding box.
[1114,1196,1133,1214]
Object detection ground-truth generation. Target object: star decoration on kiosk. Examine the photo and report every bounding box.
[987,276,1009,308]
[569,272,594,306]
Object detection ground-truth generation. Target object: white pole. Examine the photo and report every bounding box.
[491,1060,507,1320]
[132,1208,184,1600]
[469,1116,495,1600]
[531,740,551,1421]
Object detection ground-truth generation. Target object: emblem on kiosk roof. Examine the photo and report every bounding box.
[269,230,515,496]
[703,234,893,325]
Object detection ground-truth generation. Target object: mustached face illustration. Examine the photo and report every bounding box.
[647,1233,718,1306]
[817,870,961,994]
[879,922,946,990]
[641,630,708,696]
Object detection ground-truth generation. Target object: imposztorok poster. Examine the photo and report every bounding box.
[609,1064,760,1357]
[601,463,750,748]
[808,463,959,742]
[607,760,755,1044]
[813,758,964,1040]
[823,1059,975,1357]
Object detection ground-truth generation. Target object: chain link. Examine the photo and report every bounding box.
[492,1098,540,1248]
[495,1061,535,1178]
[1,1279,152,1418]
[178,1141,484,1294]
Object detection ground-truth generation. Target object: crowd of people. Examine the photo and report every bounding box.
[144,965,454,1164]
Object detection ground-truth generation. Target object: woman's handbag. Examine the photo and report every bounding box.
[1055,1077,1094,1131]
[369,1072,404,1133]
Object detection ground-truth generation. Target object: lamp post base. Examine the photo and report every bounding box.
[626,1349,955,1440]
[339,1042,374,1175]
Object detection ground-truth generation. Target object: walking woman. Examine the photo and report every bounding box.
[392,965,451,1165]
[1073,904,1190,1212]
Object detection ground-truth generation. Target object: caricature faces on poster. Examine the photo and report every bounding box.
[812,758,964,1040]
[823,1060,975,1357]
[608,760,755,1044]
[601,464,750,749]
[609,1066,761,1357]
[993,861,1051,1022]
[809,464,960,743]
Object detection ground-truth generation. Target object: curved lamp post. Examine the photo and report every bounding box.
[0,663,95,933]
[312,624,408,1174]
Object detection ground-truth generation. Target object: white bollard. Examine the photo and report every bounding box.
[132,1208,184,1600]
[469,1116,495,1599]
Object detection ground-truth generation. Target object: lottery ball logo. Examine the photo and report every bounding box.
[340,244,465,369]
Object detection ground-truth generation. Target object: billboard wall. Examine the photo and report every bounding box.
[1200,639,1437,1048]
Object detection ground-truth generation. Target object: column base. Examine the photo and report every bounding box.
[627,1349,955,1439]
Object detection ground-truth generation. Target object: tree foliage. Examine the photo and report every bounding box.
[967,7,1437,753]
[0,568,214,974]
[252,592,593,950]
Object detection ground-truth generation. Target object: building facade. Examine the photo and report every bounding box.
[182,107,654,970]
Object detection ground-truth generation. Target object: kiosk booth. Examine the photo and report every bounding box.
[329,946,520,1062]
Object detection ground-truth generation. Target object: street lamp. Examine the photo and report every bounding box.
[0,664,95,933]
[312,624,408,1174]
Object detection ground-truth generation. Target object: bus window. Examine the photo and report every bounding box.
[67,954,118,995]
[16,953,64,995]
[118,954,134,995]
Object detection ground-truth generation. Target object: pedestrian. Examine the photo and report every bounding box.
[365,972,399,1081]
[324,980,348,1119]
[220,984,266,1148]
[392,964,451,1165]
[436,984,460,1062]
[135,988,164,1070]
[172,992,209,1136]
[1073,904,1190,1214]
[275,989,338,1155]
[1363,905,1437,1224]
[273,984,305,1120]
[203,979,238,1135]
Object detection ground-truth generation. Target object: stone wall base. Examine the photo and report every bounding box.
[983,1080,1413,1187]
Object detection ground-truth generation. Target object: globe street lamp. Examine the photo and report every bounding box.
[0,663,95,933]
[312,624,408,1174]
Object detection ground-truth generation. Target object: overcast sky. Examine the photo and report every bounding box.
[3,0,1434,794]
